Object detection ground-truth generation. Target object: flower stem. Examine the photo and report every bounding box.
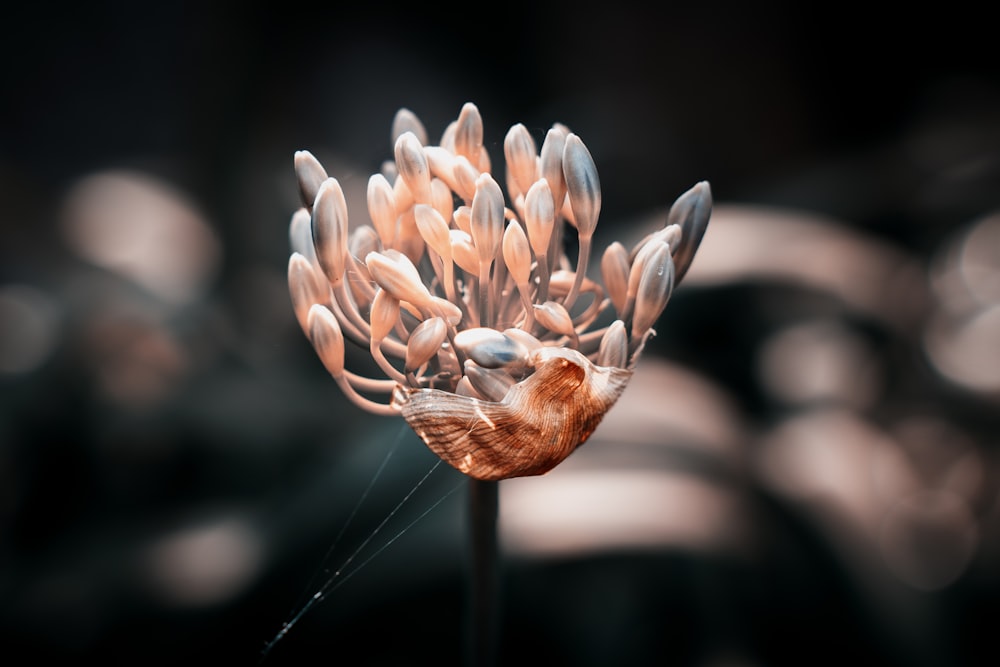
[467,478,499,667]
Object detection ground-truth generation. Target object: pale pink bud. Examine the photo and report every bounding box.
[306,304,345,379]
[288,252,326,334]
[450,230,480,275]
[452,155,479,202]
[562,133,601,239]
[454,328,530,369]
[502,219,532,288]
[539,127,567,219]
[405,317,448,371]
[365,251,432,308]
[367,173,397,249]
[394,131,431,204]
[631,241,674,338]
[294,150,328,209]
[430,296,463,326]
[463,361,516,402]
[533,300,576,338]
[597,319,629,369]
[414,204,452,260]
[470,173,505,267]
[454,102,483,167]
[350,225,381,262]
[600,241,630,317]
[503,123,538,199]
[425,146,460,193]
[666,181,712,284]
[312,178,350,288]
[289,207,316,265]
[452,205,472,234]
[391,107,428,146]
[369,287,400,344]
[523,178,555,257]
[430,178,453,223]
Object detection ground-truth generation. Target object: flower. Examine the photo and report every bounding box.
[288,102,711,480]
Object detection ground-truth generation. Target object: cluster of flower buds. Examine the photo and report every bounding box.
[288,102,711,480]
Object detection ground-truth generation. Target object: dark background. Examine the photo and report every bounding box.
[2,2,999,665]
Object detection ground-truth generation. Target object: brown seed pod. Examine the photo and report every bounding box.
[396,347,632,480]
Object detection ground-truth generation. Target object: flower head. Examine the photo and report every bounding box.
[288,103,711,480]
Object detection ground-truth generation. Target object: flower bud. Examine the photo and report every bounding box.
[502,219,532,289]
[406,317,448,371]
[369,288,400,344]
[391,107,428,146]
[562,133,600,240]
[533,301,575,338]
[365,251,432,308]
[504,123,538,198]
[289,207,316,265]
[666,181,712,284]
[454,102,484,167]
[288,252,326,334]
[463,361,516,402]
[597,319,629,369]
[539,127,567,219]
[454,327,530,369]
[523,178,555,257]
[394,131,431,204]
[601,241,630,317]
[631,241,674,338]
[470,173,504,266]
[367,173,397,249]
[312,178,350,288]
[307,304,345,379]
[414,204,452,260]
[294,150,328,209]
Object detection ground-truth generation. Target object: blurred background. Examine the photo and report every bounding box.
[1,1,998,665]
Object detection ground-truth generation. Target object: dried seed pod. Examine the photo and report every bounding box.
[398,347,633,480]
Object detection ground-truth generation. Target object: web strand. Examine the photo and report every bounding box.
[260,445,459,661]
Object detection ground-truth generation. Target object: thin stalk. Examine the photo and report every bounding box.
[467,478,499,667]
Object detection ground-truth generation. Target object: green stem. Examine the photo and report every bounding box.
[467,478,499,667]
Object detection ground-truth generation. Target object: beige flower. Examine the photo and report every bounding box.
[288,103,711,480]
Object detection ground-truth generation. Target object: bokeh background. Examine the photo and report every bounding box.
[2,2,998,665]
